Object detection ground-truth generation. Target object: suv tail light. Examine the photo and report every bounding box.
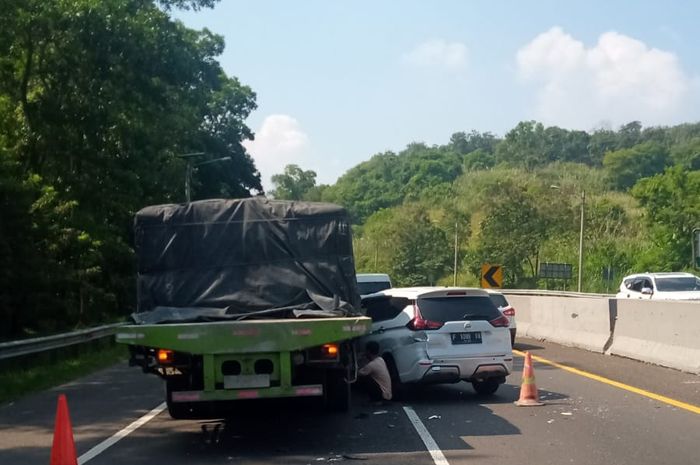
[502,306,515,317]
[407,304,444,330]
[489,315,510,327]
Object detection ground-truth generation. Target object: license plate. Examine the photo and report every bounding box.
[223,374,270,389]
[451,331,482,344]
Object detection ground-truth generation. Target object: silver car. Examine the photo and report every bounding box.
[360,287,513,395]
[485,289,517,347]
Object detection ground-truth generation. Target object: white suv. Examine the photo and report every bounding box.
[360,287,513,395]
[616,272,700,300]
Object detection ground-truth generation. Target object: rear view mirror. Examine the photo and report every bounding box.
[641,287,653,295]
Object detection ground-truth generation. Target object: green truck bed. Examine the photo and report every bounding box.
[116,317,370,354]
[117,316,371,411]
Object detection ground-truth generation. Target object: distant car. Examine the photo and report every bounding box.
[485,290,517,347]
[360,287,513,395]
[356,273,392,297]
[616,272,700,300]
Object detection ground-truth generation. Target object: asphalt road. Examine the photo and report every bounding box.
[1,337,698,465]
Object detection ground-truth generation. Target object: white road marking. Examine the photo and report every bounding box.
[78,402,166,464]
[402,406,450,465]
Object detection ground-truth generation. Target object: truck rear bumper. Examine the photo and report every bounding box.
[170,384,324,403]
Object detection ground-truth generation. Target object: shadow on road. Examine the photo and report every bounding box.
[111,383,527,465]
[513,341,544,351]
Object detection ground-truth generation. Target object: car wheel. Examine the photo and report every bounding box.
[472,378,500,396]
[382,354,401,399]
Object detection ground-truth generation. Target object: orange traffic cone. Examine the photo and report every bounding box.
[515,352,544,407]
[50,394,78,465]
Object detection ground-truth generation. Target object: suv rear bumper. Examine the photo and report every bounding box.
[403,356,513,384]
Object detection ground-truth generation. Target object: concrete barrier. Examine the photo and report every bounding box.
[501,292,700,373]
[505,295,532,335]
[504,293,613,353]
[607,299,700,374]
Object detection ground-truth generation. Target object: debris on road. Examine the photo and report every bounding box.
[373,410,388,415]
[428,414,441,420]
[561,412,573,416]
[343,454,369,460]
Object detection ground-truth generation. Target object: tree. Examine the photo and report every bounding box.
[472,185,549,286]
[603,142,670,190]
[495,121,547,169]
[353,209,400,273]
[462,149,495,171]
[270,164,317,200]
[323,144,463,222]
[0,0,258,337]
[670,138,700,170]
[449,130,498,155]
[632,166,700,270]
[389,208,451,286]
[616,121,643,149]
[588,129,618,166]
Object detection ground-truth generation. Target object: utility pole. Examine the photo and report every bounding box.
[374,240,378,270]
[578,190,585,292]
[453,222,458,286]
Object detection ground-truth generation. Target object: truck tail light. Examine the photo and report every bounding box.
[321,344,339,358]
[502,306,515,317]
[407,304,444,330]
[157,349,174,364]
[489,315,510,327]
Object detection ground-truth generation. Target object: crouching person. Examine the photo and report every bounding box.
[358,341,392,403]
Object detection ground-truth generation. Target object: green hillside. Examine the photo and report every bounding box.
[279,121,700,291]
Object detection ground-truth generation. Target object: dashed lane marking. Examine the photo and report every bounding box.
[402,406,450,465]
[513,350,700,416]
[78,402,167,464]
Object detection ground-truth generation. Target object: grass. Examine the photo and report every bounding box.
[0,341,129,406]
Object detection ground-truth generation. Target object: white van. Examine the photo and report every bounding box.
[356,273,392,296]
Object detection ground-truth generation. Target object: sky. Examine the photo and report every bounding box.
[173,0,700,190]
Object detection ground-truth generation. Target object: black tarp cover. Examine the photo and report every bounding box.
[132,198,362,324]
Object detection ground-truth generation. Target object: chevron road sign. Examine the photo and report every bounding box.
[480,264,503,288]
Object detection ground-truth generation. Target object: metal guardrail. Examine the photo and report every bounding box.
[0,323,126,360]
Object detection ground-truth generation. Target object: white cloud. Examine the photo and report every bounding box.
[243,114,310,191]
[403,39,468,69]
[516,27,693,129]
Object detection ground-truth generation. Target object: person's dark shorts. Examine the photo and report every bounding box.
[358,376,384,402]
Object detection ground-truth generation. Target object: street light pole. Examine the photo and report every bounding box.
[185,162,193,203]
[178,152,205,203]
[453,222,458,286]
[178,153,232,203]
[578,190,585,292]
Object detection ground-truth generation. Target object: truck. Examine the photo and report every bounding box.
[116,197,371,419]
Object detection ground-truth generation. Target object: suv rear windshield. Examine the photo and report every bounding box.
[357,281,391,295]
[488,294,509,308]
[417,296,501,323]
